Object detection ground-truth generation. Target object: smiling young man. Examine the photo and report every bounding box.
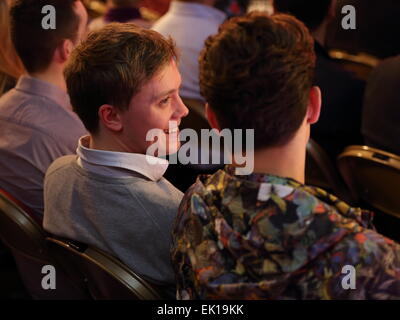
[43,23,188,295]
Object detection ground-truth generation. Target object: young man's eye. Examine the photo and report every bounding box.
[160,97,171,105]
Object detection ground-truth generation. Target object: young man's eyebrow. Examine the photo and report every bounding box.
[153,88,177,101]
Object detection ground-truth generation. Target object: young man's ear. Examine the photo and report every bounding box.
[98,104,123,132]
[53,39,74,65]
[306,86,322,125]
[205,103,221,131]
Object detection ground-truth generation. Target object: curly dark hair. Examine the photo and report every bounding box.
[199,12,316,150]
[273,0,333,31]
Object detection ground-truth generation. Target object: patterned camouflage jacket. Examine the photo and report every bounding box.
[171,166,400,300]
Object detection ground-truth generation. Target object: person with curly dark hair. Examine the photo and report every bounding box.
[171,12,400,300]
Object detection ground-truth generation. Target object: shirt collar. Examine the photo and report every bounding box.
[76,136,169,181]
[168,0,226,23]
[15,75,71,110]
[223,165,303,187]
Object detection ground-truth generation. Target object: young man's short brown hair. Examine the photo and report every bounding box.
[10,0,81,73]
[199,12,316,150]
[65,23,177,133]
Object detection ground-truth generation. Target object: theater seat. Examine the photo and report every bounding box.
[329,49,380,81]
[338,145,400,219]
[306,139,354,204]
[0,190,89,299]
[46,236,165,300]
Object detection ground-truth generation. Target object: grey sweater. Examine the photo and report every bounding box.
[43,155,183,288]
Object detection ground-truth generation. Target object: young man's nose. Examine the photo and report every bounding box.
[174,97,189,119]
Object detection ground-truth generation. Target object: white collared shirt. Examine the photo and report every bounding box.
[152,1,227,101]
[76,136,169,181]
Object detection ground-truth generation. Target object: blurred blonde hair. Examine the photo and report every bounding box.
[0,0,25,90]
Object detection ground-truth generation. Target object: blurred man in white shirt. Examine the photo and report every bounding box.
[152,0,226,101]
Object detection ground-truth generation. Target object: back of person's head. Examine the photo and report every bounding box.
[199,12,316,150]
[65,23,177,134]
[273,0,333,31]
[10,0,85,74]
[0,0,24,80]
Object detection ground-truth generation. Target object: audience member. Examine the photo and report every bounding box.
[0,0,88,217]
[217,0,250,17]
[140,0,171,15]
[171,12,400,300]
[0,0,25,96]
[274,0,365,160]
[152,0,227,101]
[43,23,188,296]
[89,0,151,31]
[362,56,400,155]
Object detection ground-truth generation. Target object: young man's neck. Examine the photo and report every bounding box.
[251,130,308,184]
[30,66,67,92]
[89,133,141,154]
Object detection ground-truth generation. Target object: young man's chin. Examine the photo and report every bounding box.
[165,139,181,157]
[152,139,180,158]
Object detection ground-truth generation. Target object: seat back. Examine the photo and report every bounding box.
[329,49,380,81]
[338,145,400,218]
[0,190,90,299]
[306,139,353,204]
[0,190,47,258]
[46,237,164,300]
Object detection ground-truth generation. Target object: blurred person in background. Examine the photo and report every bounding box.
[89,0,152,31]
[0,0,25,96]
[152,0,227,102]
[140,0,171,15]
[0,0,88,218]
